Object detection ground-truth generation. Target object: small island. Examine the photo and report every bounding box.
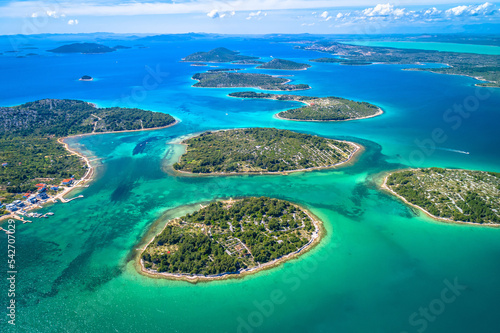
[173,128,359,174]
[140,197,322,281]
[183,47,259,63]
[383,168,500,225]
[0,99,176,218]
[192,72,310,91]
[257,58,311,70]
[232,59,265,65]
[310,58,372,66]
[229,91,382,121]
[48,43,116,54]
[79,75,93,81]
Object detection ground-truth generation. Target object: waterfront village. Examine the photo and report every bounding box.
[0,177,79,221]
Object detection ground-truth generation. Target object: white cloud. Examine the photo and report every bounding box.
[246,11,267,20]
[30,12,37,18]
[320,11,328,18]
[363,3,404,16]
[336,13,343,18]
[446,5,468,16]
[423,7,441,16]
[301,22,315,26]
[207,9,219,18]
[67,19,78,25]
[446,2,494,16]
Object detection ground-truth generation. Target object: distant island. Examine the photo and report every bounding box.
[383,168,500,225]
[229,91,382,121]
[79,75,93,81]
[173,128,359,174]
[257,58,311,70]
[183,47,259,63]
[140,197,322,281]
[0,99,176,217]
[310,58,372,66]
[192,72,310,91]
[298,41,500,87]
[48,43,117,54]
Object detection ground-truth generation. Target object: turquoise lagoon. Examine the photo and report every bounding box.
[344,40,500,55]
[1,36,500,333]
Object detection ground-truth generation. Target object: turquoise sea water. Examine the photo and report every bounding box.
[344,40,500,55]
[1,36,500,333]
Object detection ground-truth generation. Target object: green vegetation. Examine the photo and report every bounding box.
[301,42,500,87]
[192,72,310,91]
[310,57,372,66]
[229,91,381,121]
[173,128,357,174]
[386,168,500,224]
[183,47,259,63]
[141,197,318,276]
[257,58,311,70]
[232,59,265,65]
[0,99,176,203]
[48,43,116,54]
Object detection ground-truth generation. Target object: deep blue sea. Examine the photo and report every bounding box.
[0,34,499,333]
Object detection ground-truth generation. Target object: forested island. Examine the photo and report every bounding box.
[140,197,321,280]
[173,128,358,174]
[183,47,259,63]
[257,58,311,70]
[192,72,310,91]
[299,42,500,87]
[48,43,117,54]
[229,91,381,121]
[0,99,176,206]
[384,168,500,224]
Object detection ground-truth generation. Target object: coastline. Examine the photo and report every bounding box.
[55,120,179,200]
[380,170,500,228]
[190,76,311,91]
[170,129,362,177]
[227,94,383,122]
[135,199,326,283]
[1,120,180,221]
[275,107,384,122]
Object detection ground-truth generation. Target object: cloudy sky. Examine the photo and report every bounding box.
[0,0,499,35]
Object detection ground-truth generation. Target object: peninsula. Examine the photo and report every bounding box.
[229,91,382,121]
[140,197,322,281]
[257,58,311,70]
[384,168,500,225]
[173,128,359,174]
[299,41,500,87]
[0,99,176,215]
[310,57,372,66]
[192,72,310,91]
[183,47,259,63]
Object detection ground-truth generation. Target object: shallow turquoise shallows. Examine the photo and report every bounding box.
[344,40,500,55]
[1,36,500,333]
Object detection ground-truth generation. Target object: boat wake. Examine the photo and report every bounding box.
[437,147,470,155]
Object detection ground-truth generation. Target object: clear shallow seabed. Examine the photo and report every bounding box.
[1,36,500,333]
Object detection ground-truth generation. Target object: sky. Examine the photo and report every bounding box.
[0,0,499,35]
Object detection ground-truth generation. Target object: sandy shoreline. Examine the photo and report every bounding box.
[0,121,181,222]
[380,170,500,228]
[275,107,384,122]
[135,199,326,283]
[169,129,363,177]
[227,94,383,122]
